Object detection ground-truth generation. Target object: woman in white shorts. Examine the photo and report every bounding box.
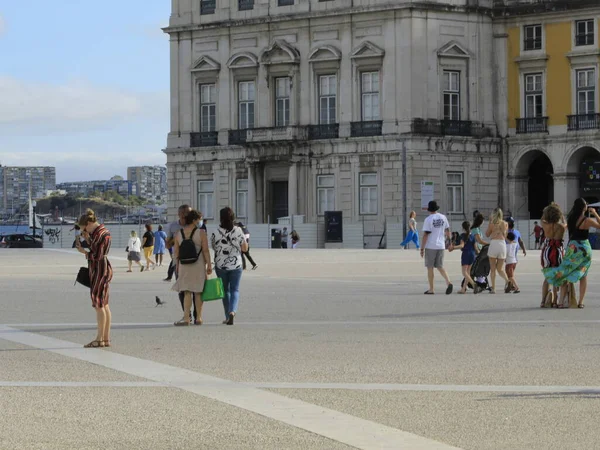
[485,208,510,294]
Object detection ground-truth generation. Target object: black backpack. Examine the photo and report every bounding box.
[179,228,201,265]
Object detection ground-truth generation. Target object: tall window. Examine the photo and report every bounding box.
[525,73,543,118]
[317,175,335,215]
[447,172,464,214]
[524,24,542,51]
[576,20,594,46]
[200,0,216,14]
[200,84,216,132]
[275,77,290,127]
[197,181,214,219]
[238,81,255,129]
[361,72,380,121]
[359,173,378,215]
[319,75,337,124]
[238,0,254,10]
[577,69,596,115]
[443,71,460,120]
[236,179,248,219]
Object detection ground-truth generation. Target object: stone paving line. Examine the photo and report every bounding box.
[0,325,461,450]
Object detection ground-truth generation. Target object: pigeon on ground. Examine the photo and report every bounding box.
[155,296,166,307]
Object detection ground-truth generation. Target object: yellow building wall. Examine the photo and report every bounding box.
[545,21,572,126]
[507,26,520,129]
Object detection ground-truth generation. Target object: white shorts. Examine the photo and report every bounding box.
[488,239,507,260]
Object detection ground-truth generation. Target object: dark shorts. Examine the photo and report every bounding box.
[535,237,540,244]
[505,263,517,278]
[461,252,476,267]
[128,251,141,262]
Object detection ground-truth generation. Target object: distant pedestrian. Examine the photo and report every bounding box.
[421,201,453,295]
[211,207,248,325]
[153,224,167,266]
[142,223,156,270]
[485,208,510,294]
[75,209,113,348]
[507,218,527,257]
[281,227,289,249]
[505,232,520,293]
[126,230,143,272]
[291,230,300,249]
[531,221,543,250]
[449,221,476,294]
[238,221,258,270]
[400,211,420,249]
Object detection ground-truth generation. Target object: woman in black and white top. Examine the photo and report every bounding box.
[211,207,248,325]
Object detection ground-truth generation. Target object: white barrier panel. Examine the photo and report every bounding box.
[343,224,364,249]
[386,223,404,250]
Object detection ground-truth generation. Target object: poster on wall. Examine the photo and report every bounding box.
[582,160,600,195]
[421,181,434,211]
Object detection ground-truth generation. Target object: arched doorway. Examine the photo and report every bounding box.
[566,146,600,205]
[514,150,554,219]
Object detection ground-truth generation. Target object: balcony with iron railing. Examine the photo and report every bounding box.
[350,121,383,137]
[238,0,254,10]
[228,129,248,145]
[308,124,339,140]
[246,126,306,143]
[516,117,549,134]
[190,131,218,147]
[493,0,600,13]
[200,0,216,14]
[411,118,488,137]
[568,113,600,131]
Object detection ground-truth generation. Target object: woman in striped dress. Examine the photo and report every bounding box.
[76,209,114,348]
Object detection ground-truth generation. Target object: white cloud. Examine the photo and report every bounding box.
[0,76,167,126]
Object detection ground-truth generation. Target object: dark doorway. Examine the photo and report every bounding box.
[270,181,288,222]
[528,155,553,219]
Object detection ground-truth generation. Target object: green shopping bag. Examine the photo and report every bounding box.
[203,277,224,302]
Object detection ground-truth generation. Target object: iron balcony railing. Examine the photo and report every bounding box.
[441,119,473,136]
[567,113,600,131]
[411,118,477,137]
[190,131,218,147]
[516,117,549,134]
[278,0,294,5]
[308,124,339,140]
[350,121,383,137]
[228,129,248,145]
[200,0,216,14]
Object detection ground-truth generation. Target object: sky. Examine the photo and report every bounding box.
[0,1,171,182]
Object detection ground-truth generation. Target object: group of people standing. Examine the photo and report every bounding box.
[126,224,167,272]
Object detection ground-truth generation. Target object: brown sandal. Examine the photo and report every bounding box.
[84,340,104,348]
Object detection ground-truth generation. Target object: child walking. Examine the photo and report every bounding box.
[505,232,520,293]
[450,221,477,294]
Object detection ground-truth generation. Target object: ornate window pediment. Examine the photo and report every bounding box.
[438,41,472,59]
[350,41,385,60]
[227,52,259,69]
[260,40,300,65]
[308,45,342,63]
[191,55,221,73]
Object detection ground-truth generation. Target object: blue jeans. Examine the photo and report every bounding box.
[400,229,420,249]
[216,267,243,318]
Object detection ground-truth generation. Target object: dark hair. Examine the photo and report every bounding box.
[178,204,191,212]
[462,221,471,234]
[507,219,515,229]
[78,209,97,227]
[185,209,202,225]
[472,213,484,229]
[567,198,587,235]
[534,221,538,224]
[507,231,516,241]
[158,224,163,231]
[145,223,153,232]
[219,207,235,231]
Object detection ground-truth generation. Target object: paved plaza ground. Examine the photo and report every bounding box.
[1,247,600,449]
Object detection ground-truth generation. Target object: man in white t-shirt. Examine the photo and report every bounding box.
[420,200,453,295]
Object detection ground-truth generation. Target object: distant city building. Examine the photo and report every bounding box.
[127,166,167,202]
[57,179,137,197]
[0,166,56,214]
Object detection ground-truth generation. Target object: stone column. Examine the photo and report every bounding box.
[507,175,529,219]
[553,173,579,213]
[247,163,257,223]
[288,160,298,217]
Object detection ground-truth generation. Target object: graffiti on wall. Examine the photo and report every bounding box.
[44,228,61,244]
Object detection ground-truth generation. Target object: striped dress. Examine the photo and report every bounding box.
[87,224,113,308]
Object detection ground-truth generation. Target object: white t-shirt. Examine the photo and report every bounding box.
[422,212,450,250]
[127,237,141,252]
[506,242,518,264]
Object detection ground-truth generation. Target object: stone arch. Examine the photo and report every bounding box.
[226,52,259,69]
[513,148,554,219]
[260,40,300,65]
[564,144,600,204]
[308,45,342,62]
[563,143,600,173]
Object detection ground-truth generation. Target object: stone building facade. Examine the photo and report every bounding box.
[494,0,600,219]
[164,0,503,247]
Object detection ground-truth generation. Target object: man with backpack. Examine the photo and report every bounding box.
[165,204,198,322]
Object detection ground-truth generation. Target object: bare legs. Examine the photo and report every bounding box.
[579,276,587,307]
[459,265,475,294]
[86,305,111,347]
[156,254,163,266]
[426,267,451,293]
[127,259,142,272]
[145,254,156,270]
[175,291,204,325]
[194,292,204,325]
[488,257,509,293]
